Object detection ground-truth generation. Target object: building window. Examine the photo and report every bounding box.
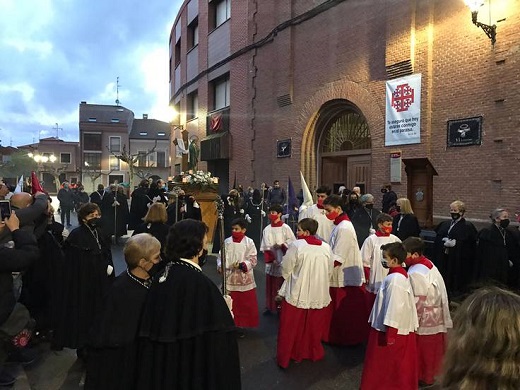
[88,117,97,122]
[84,153,101,170]
[137,151,147,167]
[109,136,121,152]
[140,132,148,136]
[212,75,230,110]
[188,18,199,49]
[157,151,166,168]
[109,155,120,171]
[83,133,102,151]
[111,118,120,123]
[157,132,166,137]
[175,40,181,67]
[187,91,199,120]
[210,0,230,30]
[109,174,124,184]
[60,153,71,164]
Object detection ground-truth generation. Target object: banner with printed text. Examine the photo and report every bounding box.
[385,73,421,146]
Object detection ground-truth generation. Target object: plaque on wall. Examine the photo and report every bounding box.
[277,139,292,158]
[447,116,482,147]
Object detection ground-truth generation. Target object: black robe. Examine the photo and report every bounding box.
[100,191,129,239]
[128,187,150,230]
[350,207,381,249]
[244,198,268,251]
[392,213,421,241]
[85,271,149,390]
[433,218,477,295]
[136,259,241,390]
[132,222,170,256]
[53,224,114,349]
[475,224,515,287]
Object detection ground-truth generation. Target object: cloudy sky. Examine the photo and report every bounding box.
[0,0,183,147]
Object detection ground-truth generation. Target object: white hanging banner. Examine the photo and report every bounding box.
[385,73,421,146]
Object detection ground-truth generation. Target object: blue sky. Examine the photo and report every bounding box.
[0,0,182,146]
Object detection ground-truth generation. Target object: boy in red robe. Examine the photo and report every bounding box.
[260,204,296,314]
[403,237,452,386]
[361,242,418,390]
[276,218,333,368]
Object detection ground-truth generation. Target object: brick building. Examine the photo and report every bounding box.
[170,0,520,225]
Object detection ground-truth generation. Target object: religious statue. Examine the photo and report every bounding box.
[188,138,199,171]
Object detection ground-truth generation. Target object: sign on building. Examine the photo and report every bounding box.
[385,73,422,146]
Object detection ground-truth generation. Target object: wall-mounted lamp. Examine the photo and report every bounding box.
[465,0,496,44]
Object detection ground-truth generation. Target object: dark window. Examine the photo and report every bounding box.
[109,136,121,152]
[175,41,181,67]
[188,18,199,49]
[209,0,230,30]
[137,151,147,167]
[187,90,199,120]
[210,74,230,111]
[157,151,166,168]
[60,153,71,164]
[84,153,101,170]
[83,133,102,151]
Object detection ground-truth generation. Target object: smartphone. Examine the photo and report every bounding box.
[0,200,11,221]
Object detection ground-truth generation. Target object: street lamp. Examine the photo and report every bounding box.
[464,0,497,44]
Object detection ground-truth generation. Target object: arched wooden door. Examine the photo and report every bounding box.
[317,100,371,194]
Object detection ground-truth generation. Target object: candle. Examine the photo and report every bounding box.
[213,177,219,184]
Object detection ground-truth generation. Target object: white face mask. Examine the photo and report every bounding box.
[381,259,390,269]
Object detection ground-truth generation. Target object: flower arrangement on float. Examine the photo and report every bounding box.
[172,170,219,193]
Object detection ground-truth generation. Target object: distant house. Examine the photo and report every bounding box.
[129,114,172,185]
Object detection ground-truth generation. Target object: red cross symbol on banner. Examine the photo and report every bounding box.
[391,83,415,112]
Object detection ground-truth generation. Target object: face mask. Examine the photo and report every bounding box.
[381,189,387,193]
[365,204,374,210]
[317,198,324,206]
[178,195,185,201]
[349,198,358,204]
[500,219,510,229]
[147,261,162,278]
[198,249,208,267]
[381,259,390,269]
[395,205,401,212]
[326,210,339,221]
[231,231,245,241]
[381,226,393,234]
[87,217,101,228]
[268,214,279,222]
[450,212,460,220]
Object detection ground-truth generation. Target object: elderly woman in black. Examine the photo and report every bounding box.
[136,219,241,390]
[53,203,114,360]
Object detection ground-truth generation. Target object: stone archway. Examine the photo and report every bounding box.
[298,79,384,193]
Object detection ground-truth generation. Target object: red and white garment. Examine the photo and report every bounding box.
[298,204,334,243]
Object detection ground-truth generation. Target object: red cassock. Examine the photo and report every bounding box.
[322,286,369,345]
[229,289,259,328]
[265,275,283,313]
[276,300,328,368]
[417,333,446,385]
[361,328,418,390]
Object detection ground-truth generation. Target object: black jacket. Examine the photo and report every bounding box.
[0,230,40,325]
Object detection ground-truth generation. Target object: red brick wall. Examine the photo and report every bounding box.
[171,0,520,221]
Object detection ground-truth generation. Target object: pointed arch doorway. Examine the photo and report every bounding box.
[316,100,372,194]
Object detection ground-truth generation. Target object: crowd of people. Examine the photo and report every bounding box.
[0,175,519,389]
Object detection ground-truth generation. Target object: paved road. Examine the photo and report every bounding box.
[3,209,366,389]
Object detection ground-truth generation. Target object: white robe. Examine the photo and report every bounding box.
[260,224,296,277]
[328,220,364,287]
[360,234,401,293]
[217,236,258,292]
[408,262,453,335]
[298,204,334,243]
[278,239,333,309]
[369,271,418,335]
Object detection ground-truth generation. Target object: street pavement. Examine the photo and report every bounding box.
[3,209,366,389]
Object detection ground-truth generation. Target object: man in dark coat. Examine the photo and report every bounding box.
[100,185,129,243]
[57,182,75,227]
[267,180,286,207]
[433,200,477,297]
[380,183,397,214]
[89,184,105,207]
[350,194,381,249]
[128,180,150,230]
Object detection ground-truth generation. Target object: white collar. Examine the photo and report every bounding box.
[179,257,201,271]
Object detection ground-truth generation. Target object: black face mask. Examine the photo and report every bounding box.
[381,189,387,193]
[87,217,101,228]
[365,204,374,210]
[178,195,185,201]
[395,206,401,212]
[499,219,510,229]
[450,213,461,220]
[147,260,163,278]
[198,249,208,267]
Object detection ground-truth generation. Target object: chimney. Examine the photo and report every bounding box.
[80,101,87,104]
[143,114,148,119]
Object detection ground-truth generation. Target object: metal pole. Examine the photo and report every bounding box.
[215,196,226,295]
[259,183,265,246]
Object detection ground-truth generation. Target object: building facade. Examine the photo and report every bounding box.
[170,0,520,225]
